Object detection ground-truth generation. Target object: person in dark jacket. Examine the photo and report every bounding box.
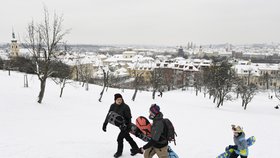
[102,93,141,158]
[227,125,248,158]
[140,104,168,158]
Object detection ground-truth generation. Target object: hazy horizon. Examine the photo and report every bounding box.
[1,0,280,46]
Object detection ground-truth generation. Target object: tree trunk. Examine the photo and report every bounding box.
[217,96,223,108]
[59,79,66,98]
[99,85,105,102]
[217,101,222,108]
[60,87,64,98]
[244,102,248,110]
[152,90,156,99]
[132,88,138,101]
[99,69,107,102]
[38,78,47,103]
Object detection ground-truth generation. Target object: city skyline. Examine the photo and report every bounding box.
[1,0,280,46]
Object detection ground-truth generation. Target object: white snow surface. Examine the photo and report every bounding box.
[0,70,279,158]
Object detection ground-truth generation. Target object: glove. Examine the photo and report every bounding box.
[119,124,127,131]
[102,123,107,132]
[140,147,144,154]
[226,145,237,151]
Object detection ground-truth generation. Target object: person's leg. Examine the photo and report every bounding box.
[115,131,125,156]
[144,147,156,158]
[154,146,168,158]
[229,151,239,158]
[124,132,139,150]
[240,156,247,158]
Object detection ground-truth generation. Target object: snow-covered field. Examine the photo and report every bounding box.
[0,70,279,158]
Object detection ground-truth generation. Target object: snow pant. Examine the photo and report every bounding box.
[116,130,139,154]
[144,145,168,158]
[229,151,248,158]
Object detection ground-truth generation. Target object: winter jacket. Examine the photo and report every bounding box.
[233,132,248,156]
[143,112,168,149]
[104,102,132,126]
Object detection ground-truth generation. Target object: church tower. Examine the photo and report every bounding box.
[10,30,19,57]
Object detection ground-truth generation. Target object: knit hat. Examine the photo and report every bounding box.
[231,125,243,133]
[114,93,123,101]
[150,104,160,116]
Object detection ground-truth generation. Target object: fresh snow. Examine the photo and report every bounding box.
[0,70,279,158]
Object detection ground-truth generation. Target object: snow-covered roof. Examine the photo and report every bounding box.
[254,63,279,71]
[233,65,260,76]
[114,67,129,77]
[123,51,136,55]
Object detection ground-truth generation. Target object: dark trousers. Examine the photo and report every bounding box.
[116,130,139,154]
[229,152,247,158]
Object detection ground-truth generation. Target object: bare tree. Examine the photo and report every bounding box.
[206,61,235,108]
[237,81,257,110]
[261,72,271,89]
[131,71,144,101]
[193,71,203,96]
[275,87,280,107]
[0,57,3,70]
[51,61,73,98]
[151,68,164,99]
[25,7,69,103]
[162,68,175,91]
[98,68,109,102]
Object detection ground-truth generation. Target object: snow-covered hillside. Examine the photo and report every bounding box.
[0,70,279,158]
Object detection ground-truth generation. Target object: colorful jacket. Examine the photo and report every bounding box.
[233,132,248,156]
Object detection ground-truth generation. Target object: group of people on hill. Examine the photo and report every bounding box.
[102,93,249,158]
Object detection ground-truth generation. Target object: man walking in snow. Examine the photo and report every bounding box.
[140,104,168,158]
[102,93,141,157]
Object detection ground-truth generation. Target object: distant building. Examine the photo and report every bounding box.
[232,51,243,59]
[233,62,280,89]
[10,31,19,57]
[178,46,184,57]
[123,50,136,59]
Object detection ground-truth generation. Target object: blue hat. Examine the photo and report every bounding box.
[150,104,160,115]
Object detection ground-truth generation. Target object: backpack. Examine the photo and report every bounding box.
[163,118,177,145]
[136,116,152,137]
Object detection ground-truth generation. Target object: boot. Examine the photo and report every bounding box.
[114,142,123,157]
[130,148,143,156]
[114,152,122,158]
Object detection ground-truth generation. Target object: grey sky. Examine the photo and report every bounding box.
[1,0,280,46]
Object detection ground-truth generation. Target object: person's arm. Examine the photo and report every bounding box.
[142,121,164,150]
[102,104,113,132]
[124,104,132,125]
[238,137,247,150]
[104,105,113,124]
[143,139,156,150]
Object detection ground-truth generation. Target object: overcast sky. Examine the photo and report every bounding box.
[1,0,280,46]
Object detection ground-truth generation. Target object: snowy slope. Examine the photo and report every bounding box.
[0,70,279,158]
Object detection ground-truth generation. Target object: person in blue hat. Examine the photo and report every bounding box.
[140,104,169,158]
